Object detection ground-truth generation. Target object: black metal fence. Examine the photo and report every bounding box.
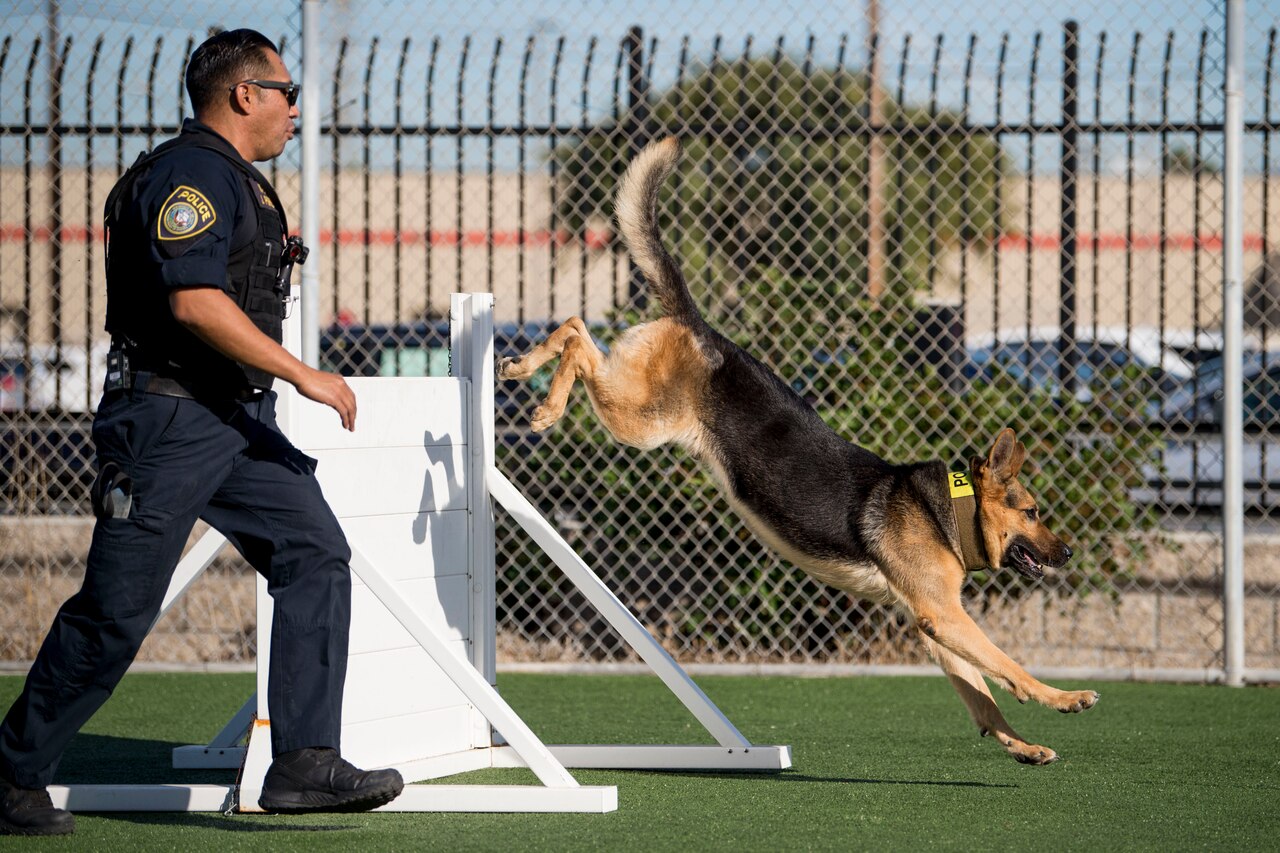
[2,14,1278,670]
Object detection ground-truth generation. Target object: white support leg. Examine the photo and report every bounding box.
[345,544,586,790]
[487,469,755,751]
[150,529,228,632]
[171,693,255,769]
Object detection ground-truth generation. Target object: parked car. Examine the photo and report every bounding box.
[1141,351,1280,508]
[964,326,1194,413]
[0,343,110,413]
[0,345,109,511]
[320,319,614,448]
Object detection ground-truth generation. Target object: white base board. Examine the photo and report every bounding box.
[498,744,793,772]
[49,784,616,814]
[174,743,792,774]
[50,785,236,813]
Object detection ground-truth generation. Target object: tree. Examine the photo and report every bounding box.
[552,55,1005,323]
[1163,144,1220,175]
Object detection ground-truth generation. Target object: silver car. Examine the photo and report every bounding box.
[1142,351,1280,508]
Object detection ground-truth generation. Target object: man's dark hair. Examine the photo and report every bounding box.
[185,28,279,115]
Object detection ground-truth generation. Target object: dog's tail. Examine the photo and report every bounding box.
[614,137,702,324]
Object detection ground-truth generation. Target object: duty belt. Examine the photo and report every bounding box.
[133,374,263,403]
[106,348,261,402]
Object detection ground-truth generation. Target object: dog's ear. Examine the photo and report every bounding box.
[986,428,1026,482]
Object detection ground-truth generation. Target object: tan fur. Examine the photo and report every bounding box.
[500,138,1099,765]
[501,317,712,450]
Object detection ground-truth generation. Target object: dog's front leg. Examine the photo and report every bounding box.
[917,603,1097,712]
[919,634,1058,765]
[913,599,1099,716]
[888,559,1099,714]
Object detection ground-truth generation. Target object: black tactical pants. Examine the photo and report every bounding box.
[0,388,352,788]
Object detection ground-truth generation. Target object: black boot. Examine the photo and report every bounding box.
[0,774,75,836]
[258,748,404,814]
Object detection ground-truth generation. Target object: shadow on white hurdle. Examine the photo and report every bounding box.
[50,294,790,815]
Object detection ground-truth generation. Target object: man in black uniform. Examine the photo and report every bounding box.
[0,30,403,835]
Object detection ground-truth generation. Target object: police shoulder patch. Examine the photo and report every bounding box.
[157,185,217,241]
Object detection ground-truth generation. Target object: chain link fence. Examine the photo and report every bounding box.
[1,2,1278,676]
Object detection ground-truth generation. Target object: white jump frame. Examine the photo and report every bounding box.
[48,293,789,815]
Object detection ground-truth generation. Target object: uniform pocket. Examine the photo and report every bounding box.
[91,395,192,528]
[82,516,171,619]
[92,394,183,470]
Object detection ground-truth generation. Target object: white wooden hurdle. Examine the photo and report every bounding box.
[48,293,790,814]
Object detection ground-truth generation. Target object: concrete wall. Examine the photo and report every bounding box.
[4,167,1278,347]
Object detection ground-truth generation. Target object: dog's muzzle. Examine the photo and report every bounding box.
[1002,537,1071,581]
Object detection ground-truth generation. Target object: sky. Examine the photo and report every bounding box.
[1,1,1275,173]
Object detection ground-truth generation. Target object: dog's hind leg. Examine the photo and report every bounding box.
[919,634,1058,765]
[497,316,593,380]
[527,328,605,432]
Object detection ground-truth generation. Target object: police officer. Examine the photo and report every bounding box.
[0,29,402,835]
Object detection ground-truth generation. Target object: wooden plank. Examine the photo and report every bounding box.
[288,377,467,451]
[340,704,479,770]
[342,643,473,723]
[341,511,470,583]
[348,577,471,653]
[313,445,468,517]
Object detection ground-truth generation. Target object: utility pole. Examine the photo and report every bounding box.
[866,0,885,300]
[47,0,63,377]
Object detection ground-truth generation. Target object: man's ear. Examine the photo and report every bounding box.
[228,82,252,115]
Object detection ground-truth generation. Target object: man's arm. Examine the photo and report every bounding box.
[170,286,356,431]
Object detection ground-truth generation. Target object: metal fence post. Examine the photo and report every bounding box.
[1222,0,1246,687]
[300,0,321,368]
[1059,20,1079,397]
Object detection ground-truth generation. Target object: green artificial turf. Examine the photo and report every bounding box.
[0,672,1276,851]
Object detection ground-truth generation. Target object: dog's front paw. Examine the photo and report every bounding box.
[497,356,530,380]
[1053,689,1100,714]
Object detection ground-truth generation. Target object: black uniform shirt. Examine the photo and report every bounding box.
[109,119,276,388]
[132,119,263,294]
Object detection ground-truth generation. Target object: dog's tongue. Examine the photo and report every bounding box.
[1015,549,1044,580]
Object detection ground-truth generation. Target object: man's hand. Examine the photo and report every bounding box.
[170,287,357,431]
[294,367,357,431]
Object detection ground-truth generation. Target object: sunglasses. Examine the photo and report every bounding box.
[232,79,300,107]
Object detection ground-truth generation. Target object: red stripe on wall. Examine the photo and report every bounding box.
[0,224,1266,253]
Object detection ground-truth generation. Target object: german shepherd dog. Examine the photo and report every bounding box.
[499,138,1099,764]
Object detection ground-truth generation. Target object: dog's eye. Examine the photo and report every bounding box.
[1024,508,1038,521]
